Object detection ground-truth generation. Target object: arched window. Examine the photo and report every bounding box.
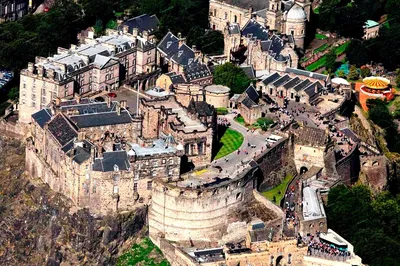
[234,15,237,23]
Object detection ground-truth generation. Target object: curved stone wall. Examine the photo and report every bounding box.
[149,169,257,242]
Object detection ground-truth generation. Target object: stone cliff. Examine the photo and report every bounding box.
[0,137,148,266]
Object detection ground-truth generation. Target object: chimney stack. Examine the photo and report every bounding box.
[142,30,149,41]
[122,25,129,34]
[74,93,81,104]
[116,102,121,115]
[249,5,253,17]
[55,97,61,106]
[107,96,111,108]
[120,100,127,109]
[177,32,186,47]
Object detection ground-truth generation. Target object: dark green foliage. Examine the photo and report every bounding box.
[7,87,19,101]
[326,185,400,266]
[324,49,337,73]
[187,26,224,55]
[367,99,400,152]
[256,117,274,130]
[347,65,359,80]
[213,63,252,94]
[360,67,371,78]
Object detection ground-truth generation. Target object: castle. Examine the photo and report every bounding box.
[209,0,311,50]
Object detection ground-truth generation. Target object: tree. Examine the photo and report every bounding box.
[213,62,251,94]
[324,49,337,73]
[187,27,224,55]
[348,65,359,80]
[337,69,346,78]
[346,40,371,67]
[7,87,19,101]
[360,66,371,78]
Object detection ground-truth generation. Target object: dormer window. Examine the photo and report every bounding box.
[167,41,172,49]
[188,58,193,65]
[178,50,183,57]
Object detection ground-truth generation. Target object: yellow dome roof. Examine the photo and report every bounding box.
[363,77,390,89]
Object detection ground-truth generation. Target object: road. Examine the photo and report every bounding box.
[213,114,269,177]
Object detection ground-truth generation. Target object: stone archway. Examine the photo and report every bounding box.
[300,166,308,175]
[276,255,284,266]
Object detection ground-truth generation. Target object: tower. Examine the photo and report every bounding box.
[266,0,281,31]
[285,4,307,50]
[295,0,311,21]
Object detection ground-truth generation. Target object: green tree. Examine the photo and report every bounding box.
[213,62,251,94]
[337,69,346,78]
[324,49,337,73]
[187,26,224,55]
[347,65,359,80]
[360,67,371,78]
[7,87,19,101]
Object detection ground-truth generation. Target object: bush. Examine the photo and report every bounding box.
[216,107,228,115]
[257,117,273,130]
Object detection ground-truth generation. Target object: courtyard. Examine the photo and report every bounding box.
[214,128,244,160]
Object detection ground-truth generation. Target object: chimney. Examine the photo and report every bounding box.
[70,44,76,50]
[122,25,129,34]
[74,93,81,104]
[132,28,138,37]
[142,30,149,41]
[314,84,318,94]
[116,102,121,115]
[120,100,127,109]
[178,32,186,47]
[87,29,94,39]
[37,66,43,76]
[55,97,61,106]
[192,45,197,52]
[28,62,34,73]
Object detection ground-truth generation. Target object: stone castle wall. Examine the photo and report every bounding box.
[149,168,257,242]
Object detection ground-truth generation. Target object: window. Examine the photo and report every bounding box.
[113,186,119,194]
[113,174,120,182]
[133,182,138,192]
[32,94,36,100]
[147,181,152,190]
[92,180,96,193]
[168,169,173,176]
[147,57,151,64]
[169,159,174,165]
[151,170,157,177]
[224,12,227,19]
[234,15,237,23]
[23,83,26,89]
[197,142,203,155]
[153,161,158,167]
[32,101,36,107]
[134,172,139,181]
[162,159,166,164]
[147,50,151,55]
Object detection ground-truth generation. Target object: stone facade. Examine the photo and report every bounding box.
[141,96,215,166]
[19,28,158,123]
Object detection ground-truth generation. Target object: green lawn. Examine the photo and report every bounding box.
[306,55,327,71]
[216,107,228,115]
[214,128,244,160]
[335,41,350,55]
[262,174,294,204]
[117,238,170,266]
[314,43,329,53]
[234,115,245,126]
[315,33,327,40]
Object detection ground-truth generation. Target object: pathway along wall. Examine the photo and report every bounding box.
[149,168,257,243]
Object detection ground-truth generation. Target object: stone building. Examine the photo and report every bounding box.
[140,96,215,166]
[0,0,41,21]
[257,68,328,105]
[26,97,182,214]
[19,28,158,123]
[210,0,311,50]
[237,84,265,124]
[225,19,299,71]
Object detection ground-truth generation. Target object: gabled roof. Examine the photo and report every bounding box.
[241,19,270,41]
[262,72,281,86]
[272,74,291,87]
[244,84,259,103]
[283,77,302,89]
[260,40,272,52]
[268,35,285,60]
[295,126,327,147]
[47,113,78,147]
[293,79,311,92]
[32,108,52,128]
[92,150,130,172]
[304,81,324,98]
[120,14,160,35]
[240,65,256,79]
[158,32,195,67]
[166,72,187,84]
[241,95,258,108]
[214,0,269,11]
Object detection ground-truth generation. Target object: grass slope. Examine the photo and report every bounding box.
[117,238,170,266]
[214,128,244,160]
[262,174,293,204]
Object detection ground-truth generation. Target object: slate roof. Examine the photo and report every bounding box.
[166,72,186,84]
[272,74,291,87]
[341,128,361,143]
[158,32,195,67]
[268,35,286,61]
[240,65,256,79]
[184,63,212,82]
[214,0,269,11]
[244,84,259,103]
[92,151,130,172]
[285,68,328,82]
[260,40,272,52]
[241,96,258,108]
[65,140,93,164]
[295,126,326,147]
[303,81,324,98]
[69,111,132,128]
[293,79,311,92]
[283,77,302,89]
[120,14,160,35]
[188,100,214,117]
[47,114,78,147]
[241,19,270,41]
[262,72,281,86]
[32,108,52,128]
[60,101,116,115]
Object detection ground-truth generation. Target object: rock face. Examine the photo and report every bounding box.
[0,137,147,266]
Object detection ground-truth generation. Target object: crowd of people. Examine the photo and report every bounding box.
[306,234,351,261]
